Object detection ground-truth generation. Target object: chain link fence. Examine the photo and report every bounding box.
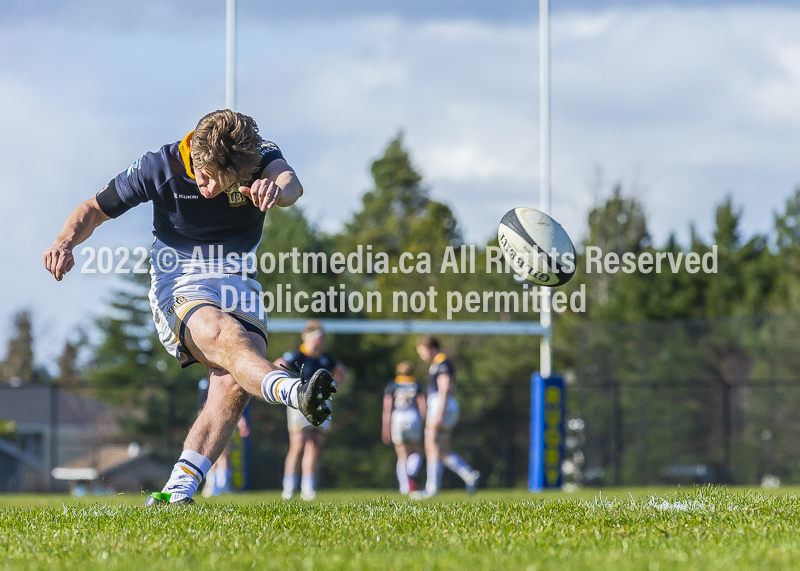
[570,314,800,487]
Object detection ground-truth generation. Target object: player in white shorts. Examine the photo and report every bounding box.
[43,110,337,506]
[275,320,346,501]
[381,361,426,494]
[413,336,480,498]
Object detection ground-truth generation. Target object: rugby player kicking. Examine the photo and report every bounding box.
[43,110,336,505]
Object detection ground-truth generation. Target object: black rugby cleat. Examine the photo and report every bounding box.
[296,368,337,426]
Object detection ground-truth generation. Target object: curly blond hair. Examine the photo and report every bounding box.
[192,110,262,191]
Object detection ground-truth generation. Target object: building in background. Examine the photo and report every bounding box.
[52,443,167,494]
[0,385,121,492]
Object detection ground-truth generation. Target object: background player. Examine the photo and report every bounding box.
[275,320,346,500]
[382,360,426,494]
[414,336,480,497]
[43,110,336,505]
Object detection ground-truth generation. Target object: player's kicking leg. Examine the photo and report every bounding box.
[145,307,335,506]
[183,306,336,425]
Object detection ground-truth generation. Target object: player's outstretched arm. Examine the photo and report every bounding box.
[43,197,110,281]
[239,159,303,211]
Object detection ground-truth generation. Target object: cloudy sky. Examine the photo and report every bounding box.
[1,0,799,368]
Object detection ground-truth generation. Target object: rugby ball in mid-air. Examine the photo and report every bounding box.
[498,207,576,287]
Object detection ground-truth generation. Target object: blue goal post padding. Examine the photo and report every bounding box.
[529,373,565,492]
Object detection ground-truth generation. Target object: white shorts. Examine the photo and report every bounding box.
[391,409,423,444]
[149,264,268,367]
[287,406,331,433]
[426,393,460,431]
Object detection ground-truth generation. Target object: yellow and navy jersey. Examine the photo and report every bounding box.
[428,353,455,394]
[96,131,284,257]
[282,347,337,382]
[385,375,423,412]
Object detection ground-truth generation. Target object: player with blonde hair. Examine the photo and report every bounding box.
[44,110,336,506]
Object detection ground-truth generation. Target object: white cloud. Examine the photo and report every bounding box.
[547,7,800,243]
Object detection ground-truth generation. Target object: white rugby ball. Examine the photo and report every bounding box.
[497,207,576,287]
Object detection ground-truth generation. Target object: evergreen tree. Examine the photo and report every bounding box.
[1,310,35,383]
[769,188,800,313]
[256,204,334,306]
[56,333,87,387]
[585,185,650,308]
[337,133,462,317]
[775,187,800,250]
[706,196,775,317]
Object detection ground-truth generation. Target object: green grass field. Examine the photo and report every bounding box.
[1,486,798,570]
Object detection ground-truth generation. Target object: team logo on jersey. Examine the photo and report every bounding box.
[165,295,189,317]
[227,188,248,207]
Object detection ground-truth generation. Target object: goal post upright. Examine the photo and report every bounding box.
[225,0,236,111]
[538,0,553,380]
[527,0,564,493]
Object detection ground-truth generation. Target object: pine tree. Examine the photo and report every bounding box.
[1,310,35,384]
[337,134,461,318]
[56,333,87,387]
[584,185,650,310]
[769,188,800,313]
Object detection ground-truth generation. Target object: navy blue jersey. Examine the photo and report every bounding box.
[282,348,337,382]
[428,353,455,394]
[385,376,424,412]
[99,132,284,257]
